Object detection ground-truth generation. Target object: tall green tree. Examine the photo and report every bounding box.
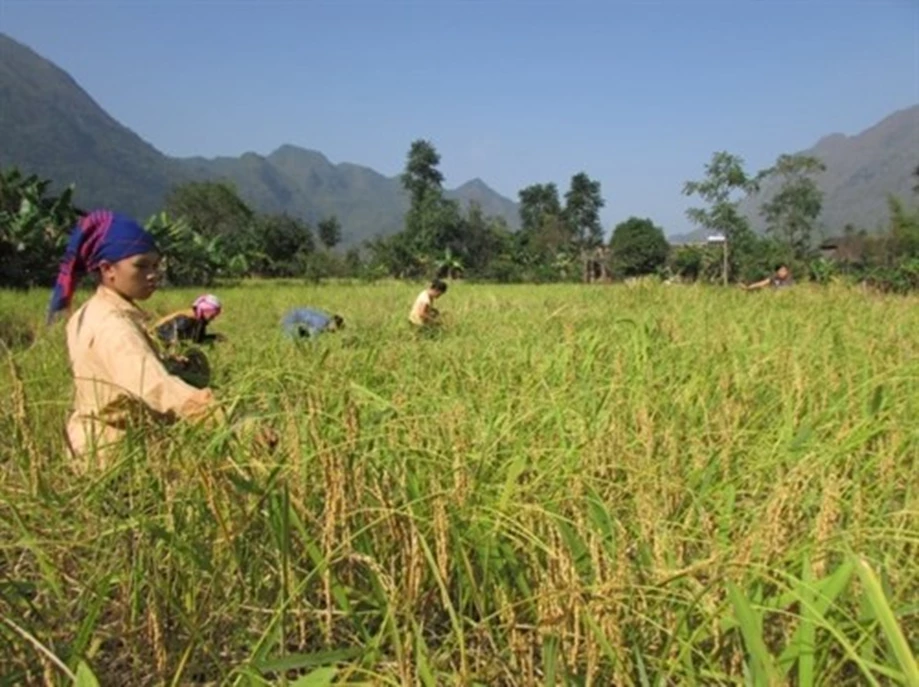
[401,140,445,207]
[164,181,255,259]
[609,216,669,277]
[253,213,316,277]
[401,140,448,253]
[518,183,562,236]
[757,154,826,259]
[683,151,759,281]
[683,152,758,241]
[344,246,363,275]
[417,195,465,261]
[364,231,428,279]
[888,195,919,259]
[564,172,605,248]
[456,201,514,274]
[317,215,342,250]
[517,183,569,270]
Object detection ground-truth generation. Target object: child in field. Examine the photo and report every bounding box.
[152,293,225,348]
[741,263,795,291]
[281,307,345,339]
[48,211,272,462]
[409,279,447,328]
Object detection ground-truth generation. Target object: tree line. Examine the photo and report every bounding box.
[2,143,919,290]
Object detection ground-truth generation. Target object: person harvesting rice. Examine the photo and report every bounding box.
[281,307,345,339]
[409,279,448,329]
[741,263,795,291]
[48,210,272,463]
[152,293,225,347]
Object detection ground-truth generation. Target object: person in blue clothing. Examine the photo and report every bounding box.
[281,307,345,339]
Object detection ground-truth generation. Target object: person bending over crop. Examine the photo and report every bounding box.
[741,263,794,291]
[48,210,273,463]
[409,279,448,328]
[281,307,345,339]
[153,293,225,348]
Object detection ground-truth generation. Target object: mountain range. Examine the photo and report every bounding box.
[742,105,918,235]
[1,32,916,246]
[671,104,919,244]
[0,33,519,245]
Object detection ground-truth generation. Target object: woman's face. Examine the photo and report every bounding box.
[99,251,161,301]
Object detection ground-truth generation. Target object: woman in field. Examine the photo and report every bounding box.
[152,293,225,348]
[48,211,248,463]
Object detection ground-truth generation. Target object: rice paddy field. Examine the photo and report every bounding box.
[0,280,917,686]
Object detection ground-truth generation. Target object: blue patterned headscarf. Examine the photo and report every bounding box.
[48,210,158,323]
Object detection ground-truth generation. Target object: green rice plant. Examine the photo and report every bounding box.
[0,281,916,685]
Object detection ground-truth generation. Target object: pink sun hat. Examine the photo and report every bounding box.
[193,294,222,321]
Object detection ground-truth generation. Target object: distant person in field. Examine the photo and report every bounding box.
[409,279,448,328]
[48,211,274,463]
[152,293,225,348]
[281,307,345,339]
[741,263,795,291]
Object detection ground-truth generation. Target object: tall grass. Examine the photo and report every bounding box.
[1,281,916,685]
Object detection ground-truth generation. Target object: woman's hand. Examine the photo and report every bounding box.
[232,416,279,453]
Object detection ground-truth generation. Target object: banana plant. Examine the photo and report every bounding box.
[0,167,80,287]
[436,248,464,279]
[145,211,228,286]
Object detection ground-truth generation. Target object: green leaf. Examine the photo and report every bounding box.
[555,516,593,583]
[584,487,617,556]
[789,425,814,451]
[543,633,559,686]
[796,559,816,686]
[413,619,438,687]
[777,559,854,676]
[869,385,884,416]
[68,575,113,673]
[256,647,361,674]
[726,582,781,686]
[74,661,101,687]
[290,666,338,687]
[854,557,919,685]
[497,455,527,511]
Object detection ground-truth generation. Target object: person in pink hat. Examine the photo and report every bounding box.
[153,293,225,348]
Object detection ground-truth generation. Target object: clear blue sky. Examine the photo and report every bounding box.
[2,0,917,236]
